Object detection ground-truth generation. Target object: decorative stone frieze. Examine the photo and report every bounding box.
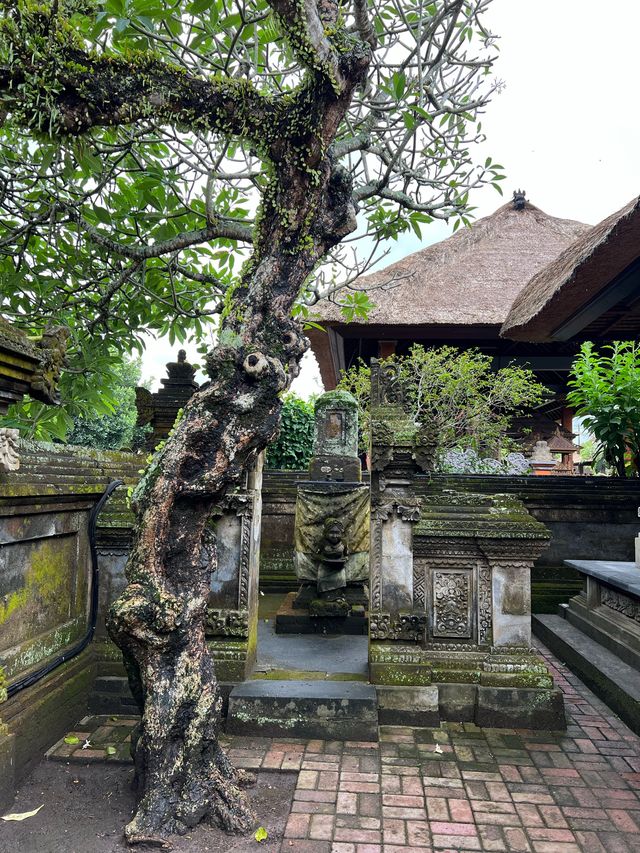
[0,428,20,472]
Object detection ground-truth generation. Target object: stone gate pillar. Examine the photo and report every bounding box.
[367,360,566,729]
[206,454,263,681]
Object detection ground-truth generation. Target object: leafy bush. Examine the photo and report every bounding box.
[567,341,640,477]
[65,358,149,451]
[266,395,315,470]
[338,345,546,459]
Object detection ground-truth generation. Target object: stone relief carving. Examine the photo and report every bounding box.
[369,611,427,642]
[601,588,640,625]
[0,428,20,472]
[370,419,394,471]
[477,561,492,645]
[30,324,70,405]
[371,360,406,409]
[432,570,472,638]
[206,608,249,638]
[412,422,438,473]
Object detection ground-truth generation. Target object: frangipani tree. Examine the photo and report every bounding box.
[0,0,500,843]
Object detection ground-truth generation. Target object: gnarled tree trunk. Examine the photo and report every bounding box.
[107,24,370,843]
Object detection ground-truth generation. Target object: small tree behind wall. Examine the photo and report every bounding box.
[265,394,315,470]
[567,341,640,477]
[338,345,546,462]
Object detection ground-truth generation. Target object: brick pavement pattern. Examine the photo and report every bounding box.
[48,641,640,851]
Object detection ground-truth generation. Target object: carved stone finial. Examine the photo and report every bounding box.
[512,189,527,211]
[0,428,20,472]
[166,349,197,382]
[30,324,70,405]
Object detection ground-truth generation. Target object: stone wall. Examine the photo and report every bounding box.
[259,471,640,611]
[0,440,140,807]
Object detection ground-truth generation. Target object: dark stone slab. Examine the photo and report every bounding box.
[475,685,566,730]
[227,679,378,741]
[376,686,439,726]
[533,612,640,736]
[275,613,368,635]
[565,560,640,598]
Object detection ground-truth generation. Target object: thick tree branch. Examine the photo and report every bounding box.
[0,13,277,140]
[68,211,252,259]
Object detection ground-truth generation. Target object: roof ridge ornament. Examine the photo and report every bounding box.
[512,189,527,211]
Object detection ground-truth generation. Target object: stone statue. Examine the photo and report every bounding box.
[317,518,347,595]
[284,390,370,628]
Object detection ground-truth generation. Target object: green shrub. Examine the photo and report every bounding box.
[567,341,640,477]
[266,395,315,470]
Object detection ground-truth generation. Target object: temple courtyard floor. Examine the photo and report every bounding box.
[2,641,640,853]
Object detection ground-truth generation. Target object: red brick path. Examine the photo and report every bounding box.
[228,642,640,852]
[49,640,640,851]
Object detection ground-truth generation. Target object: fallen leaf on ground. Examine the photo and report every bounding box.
[105,746,117,755]
[1,805,43,821]
[255,826,268,842]
[64,735,80,745]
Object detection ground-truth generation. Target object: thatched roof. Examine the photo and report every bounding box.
[314,200,590,326]
[502,194,640,341]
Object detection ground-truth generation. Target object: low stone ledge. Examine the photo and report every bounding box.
[227,679,378,741]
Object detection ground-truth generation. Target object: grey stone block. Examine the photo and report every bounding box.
[475,685,566,730]
[438,683,477,722]
[227,679,378,741]
[376,686,439,726]
[534,613,640,736]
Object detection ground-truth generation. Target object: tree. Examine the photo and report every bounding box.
[567,341,640,477]
[66,357,149,450]
[0,0,501,843]
[338,345,546,459]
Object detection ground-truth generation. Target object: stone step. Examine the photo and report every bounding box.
[226,679,378,741]
[533,613,640,735]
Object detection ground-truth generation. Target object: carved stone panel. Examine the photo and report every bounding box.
[432,569,472,639]
[601,587,640,625]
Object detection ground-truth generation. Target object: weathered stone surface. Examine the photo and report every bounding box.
[376,685,439,726]
[0,729,15,812]
[475,685,566,729]
[534,611,640,735]
[227,679,378,740]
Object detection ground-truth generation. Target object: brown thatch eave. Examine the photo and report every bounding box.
[501,194,640,342]
[312,200,589,328]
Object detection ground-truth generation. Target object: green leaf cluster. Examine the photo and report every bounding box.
[265,394,315,470]
[338,344,547,457]
[567,341,640,477]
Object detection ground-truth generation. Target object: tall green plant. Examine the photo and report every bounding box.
[338,345,546,459]
[567,341,640,477]
[265,395,315,470]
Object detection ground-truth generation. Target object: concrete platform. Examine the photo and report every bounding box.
[533,612,640,736]
[226,679,378,741]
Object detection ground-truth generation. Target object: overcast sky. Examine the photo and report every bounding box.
[141,0,640,395]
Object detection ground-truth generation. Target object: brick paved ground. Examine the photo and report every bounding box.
[48,640,640,851]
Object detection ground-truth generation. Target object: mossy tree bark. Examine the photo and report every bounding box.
[102,6,371,845]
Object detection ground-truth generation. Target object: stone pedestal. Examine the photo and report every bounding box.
[277,391,369,634]
[366,360,565,729]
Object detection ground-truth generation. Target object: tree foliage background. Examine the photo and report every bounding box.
[338,345,546,460]
[265,393,315,469]
[0,0,502,438]
[567,341,640,477]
